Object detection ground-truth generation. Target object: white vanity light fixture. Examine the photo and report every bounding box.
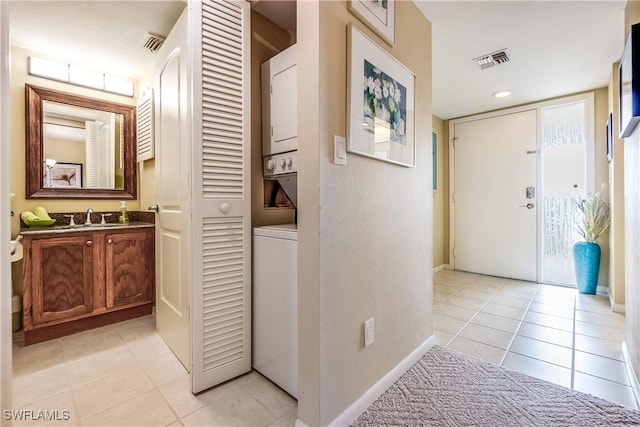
[69,66,104,90]
[28,56,134,97]
[29,57,68,82]
[104,75,134,98]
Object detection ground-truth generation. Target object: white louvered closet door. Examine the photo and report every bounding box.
[190,0,251,393]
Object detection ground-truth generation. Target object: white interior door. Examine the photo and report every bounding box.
[190,0,252,393]
[453,110,538,281]
[155,10,190,370]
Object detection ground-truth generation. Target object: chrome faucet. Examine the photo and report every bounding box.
[84,208,93,225]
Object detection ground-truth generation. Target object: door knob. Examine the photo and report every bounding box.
[148,204,159,212]
[520,203,535,210]
[220,203,230,213]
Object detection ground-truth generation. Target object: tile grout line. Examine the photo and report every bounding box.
[440,275,506,347]
[498,281,541,367]
[445,277,536,358]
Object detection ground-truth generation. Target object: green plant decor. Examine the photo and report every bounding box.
[571,193,611,243]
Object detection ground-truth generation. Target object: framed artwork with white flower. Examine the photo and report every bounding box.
[347,24,415,167]
[348,0,395,46]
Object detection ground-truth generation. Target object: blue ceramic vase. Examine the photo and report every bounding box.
[573,242,601,295]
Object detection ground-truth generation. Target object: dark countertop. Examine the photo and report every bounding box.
[20,221,155,236]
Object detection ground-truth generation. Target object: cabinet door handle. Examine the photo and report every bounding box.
[86,240,93,246]
[107,238,113,244]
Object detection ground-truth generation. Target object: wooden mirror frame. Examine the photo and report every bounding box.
[25,84,137,199]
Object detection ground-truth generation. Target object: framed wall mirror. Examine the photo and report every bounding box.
[25,84,137,199]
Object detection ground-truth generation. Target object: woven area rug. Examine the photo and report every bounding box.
[352,345,640,426]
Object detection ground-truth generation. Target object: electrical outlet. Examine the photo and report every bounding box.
[364,317,375,347]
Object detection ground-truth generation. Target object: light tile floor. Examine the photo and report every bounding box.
[434,269,640,410]
[11,315,297,426]
[12,270,639,425]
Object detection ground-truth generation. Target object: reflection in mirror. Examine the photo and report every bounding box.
[25,84,137,199]
[43,101,125,190]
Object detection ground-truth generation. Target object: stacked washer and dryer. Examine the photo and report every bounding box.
[252,44,298,398]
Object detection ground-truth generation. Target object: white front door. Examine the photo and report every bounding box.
[154,10,190,370]
[453,110,538,281]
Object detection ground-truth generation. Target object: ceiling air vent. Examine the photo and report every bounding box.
[140,33,166,53]
[473,49,510,70]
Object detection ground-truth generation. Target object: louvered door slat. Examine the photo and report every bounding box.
[192,0,250,394]
[203,55,242,77]
[199,217,245,372]
[202,80,243,103]
[136,90,154,161]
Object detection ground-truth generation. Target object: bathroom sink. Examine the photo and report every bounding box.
[86,223,123,228]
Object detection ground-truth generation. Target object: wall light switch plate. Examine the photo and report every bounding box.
[334,135,347,166]
[364,317,375,347]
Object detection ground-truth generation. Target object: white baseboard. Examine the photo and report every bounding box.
[611,303,626,314]
[596,285,608,295]
[327,335,437,427]
[433,264,451,274]
[294,419,309,427]
[607,287,626,313]
[622,341,640,407]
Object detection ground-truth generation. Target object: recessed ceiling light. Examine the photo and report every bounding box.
[492,90,512,98]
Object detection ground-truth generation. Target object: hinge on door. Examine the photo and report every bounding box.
[452,137,458,148]
[271,126,273,137]
[452,193,456,203]
[452,247,456,258]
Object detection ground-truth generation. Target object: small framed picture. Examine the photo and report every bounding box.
[44,162,83,188]
[619,23,640,138]
[347,24,415,167]
[606,113,613,163]
[348,0,395,46]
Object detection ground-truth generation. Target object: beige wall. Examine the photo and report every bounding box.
[432,115,449,268]
[298,1,433,424]
[9,46,140,239]
[623,0,640,389]
[250,10,295,226]
[608,63,625,310]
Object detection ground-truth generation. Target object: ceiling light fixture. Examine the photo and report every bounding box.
[492,90,512,98]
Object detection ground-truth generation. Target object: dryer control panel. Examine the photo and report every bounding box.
[263,151,297,178]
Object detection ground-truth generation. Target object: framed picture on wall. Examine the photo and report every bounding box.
[606,113,613,163]
[347,24,415,167]
[44,162,83,188]
[619,23,640,138]
[348,0,395,46]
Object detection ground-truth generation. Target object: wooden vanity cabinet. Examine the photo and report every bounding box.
[22,226,154,345]
[28,234,95,325]
[105,230,154,309]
